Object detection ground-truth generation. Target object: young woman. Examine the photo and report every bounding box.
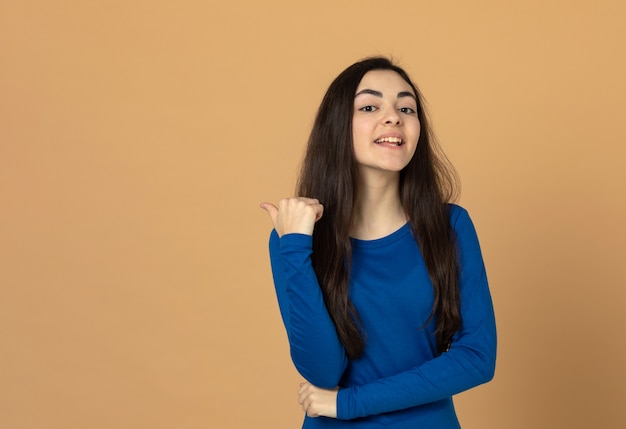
[261,57,496,428]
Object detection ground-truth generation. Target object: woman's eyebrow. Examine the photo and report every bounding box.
[398,91,417,100]
[355,89,383,98]
[355,89,417,100]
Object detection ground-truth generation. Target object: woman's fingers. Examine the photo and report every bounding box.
[296,382,338,419]
[260,198,324,236]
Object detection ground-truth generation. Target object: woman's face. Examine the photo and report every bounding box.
[352,70,420,175]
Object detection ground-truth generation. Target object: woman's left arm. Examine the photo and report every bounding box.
[333,207,497,420]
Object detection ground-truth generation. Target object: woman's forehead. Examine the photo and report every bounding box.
[356,70,415,95]
[355,70,416,100]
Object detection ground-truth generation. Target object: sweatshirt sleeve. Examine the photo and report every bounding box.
[336,207,497,419]
[269,230,348,388]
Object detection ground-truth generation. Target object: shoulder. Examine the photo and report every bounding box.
[447,203,471,225]
[446,203,481,243]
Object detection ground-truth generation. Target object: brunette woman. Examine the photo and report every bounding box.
[261,57,496,428]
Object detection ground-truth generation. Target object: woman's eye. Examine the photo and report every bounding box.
[359,105,378,112]
[400,107,416,114]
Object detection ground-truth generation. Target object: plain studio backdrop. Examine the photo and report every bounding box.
[1,1,625,428]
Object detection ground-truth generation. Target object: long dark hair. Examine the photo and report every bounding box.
[297,57,461,359]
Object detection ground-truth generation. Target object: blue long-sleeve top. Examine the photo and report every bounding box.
[268,204,497,428]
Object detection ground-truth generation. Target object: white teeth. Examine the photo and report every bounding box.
[375,137,404,145]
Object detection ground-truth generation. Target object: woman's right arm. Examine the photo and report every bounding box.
[261,197,347,388]
[268,230,348,388]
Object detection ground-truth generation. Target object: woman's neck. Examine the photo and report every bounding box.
[350,170,406,240]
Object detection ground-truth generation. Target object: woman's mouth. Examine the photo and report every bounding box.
[374,137,404,146]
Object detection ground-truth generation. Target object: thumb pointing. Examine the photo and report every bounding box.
[260,202,279,229]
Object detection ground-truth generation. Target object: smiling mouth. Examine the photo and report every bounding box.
[374,137,404,146]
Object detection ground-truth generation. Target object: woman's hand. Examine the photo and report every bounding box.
[260,198,324,237]
[297,382,338,418]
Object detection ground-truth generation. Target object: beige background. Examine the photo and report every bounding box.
[1,1,625,428]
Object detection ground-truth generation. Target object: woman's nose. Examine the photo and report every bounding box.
[383,110,401,125]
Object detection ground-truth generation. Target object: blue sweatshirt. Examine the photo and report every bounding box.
[268,204,496,428]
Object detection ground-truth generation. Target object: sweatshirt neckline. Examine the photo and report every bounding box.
[350,222,411,249]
